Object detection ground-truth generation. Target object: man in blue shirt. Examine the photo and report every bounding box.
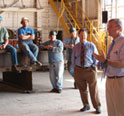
[0,16,18,71]
[18,17,42,66]
[93,18,124,116]
[40,31,64,93]
[72,28,101,114]
[63,27,80,88]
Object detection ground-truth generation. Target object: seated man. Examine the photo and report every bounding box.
[0,16,18,71]
[18,17,42,66]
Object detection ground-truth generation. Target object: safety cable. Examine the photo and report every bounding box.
[56,0,65,34]
[37,0,42,9]
[2,0,7,7]
[21,0,26,8]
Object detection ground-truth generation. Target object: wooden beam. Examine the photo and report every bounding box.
[0,7,44,12]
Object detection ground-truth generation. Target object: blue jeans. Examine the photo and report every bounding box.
[18,41,39,62]
[5,44,18,65]
[49,62,64,90]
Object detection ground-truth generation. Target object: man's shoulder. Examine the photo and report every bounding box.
[117,36,124,46]
[1,26,7,31]
[55,39,63,44]
[18,27,33,30]
[63,37,71,42]
[86,41,96,46]
[18,27,24,31]
[27,27,33,30]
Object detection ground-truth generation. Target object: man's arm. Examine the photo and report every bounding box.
[107,60,124,68]
[64,44,74,49]
[1,38,9,49]
[18,28,35,41]
[52,41,63,52]
[19,34,35,40]
[63,38,74,49]
[93,51,124,68]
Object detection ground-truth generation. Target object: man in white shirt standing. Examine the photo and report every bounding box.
[93,18,124,116]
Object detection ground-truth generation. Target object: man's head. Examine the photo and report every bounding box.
[78,28,88,43]
[70,27,77,38]
[107,18,122,39]
[21,17,29,27]
[49,30,56,41]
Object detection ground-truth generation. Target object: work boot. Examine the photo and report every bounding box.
[80,106,90,112]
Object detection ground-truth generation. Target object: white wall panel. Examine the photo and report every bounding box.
[85,0,98,19]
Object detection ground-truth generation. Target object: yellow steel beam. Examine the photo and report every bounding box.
[49,0,70,36]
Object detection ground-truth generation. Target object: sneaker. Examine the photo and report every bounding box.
[50,88,57,92]
[56,89,62,93]
[80,106,90,112]
[36,60,42,66]
[96,108,101,114]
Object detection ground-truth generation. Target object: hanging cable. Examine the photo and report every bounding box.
[56,0,65,34]
[2,0,7,7]
[21,0,26,8]
[37,0,42,9]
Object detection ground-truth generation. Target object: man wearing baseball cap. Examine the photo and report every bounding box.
[63,27,80,89]
[0,16,19,71]
[40,30,64,93]
[18,17,42,67]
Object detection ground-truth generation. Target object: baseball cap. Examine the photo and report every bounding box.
[0,16,3,21]
[69,27,76,33]
[21,17,29,24]
[49,30,57,36]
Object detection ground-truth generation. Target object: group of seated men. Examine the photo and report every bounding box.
[0,16,42,72]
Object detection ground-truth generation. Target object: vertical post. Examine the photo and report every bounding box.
[89,23,92,42]
[115,0,118,18]
[82,0,85,27]
[75,0,78,28]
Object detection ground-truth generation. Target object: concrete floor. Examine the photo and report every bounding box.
[0,70,107,116]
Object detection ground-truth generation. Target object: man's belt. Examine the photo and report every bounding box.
[76,65,91,69]
[107,76,124,79]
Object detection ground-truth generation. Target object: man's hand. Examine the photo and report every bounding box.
[44,45,53,49]
[93,50,106,63]
[0,44,6,49]
[64,44,74,49]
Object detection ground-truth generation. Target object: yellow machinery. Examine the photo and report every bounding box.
[49,0,109,55]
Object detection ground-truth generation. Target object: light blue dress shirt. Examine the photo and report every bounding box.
[71,41,98,69]
[106,34,124,77]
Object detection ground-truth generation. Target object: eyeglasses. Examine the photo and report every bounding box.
[107,25,118,29]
